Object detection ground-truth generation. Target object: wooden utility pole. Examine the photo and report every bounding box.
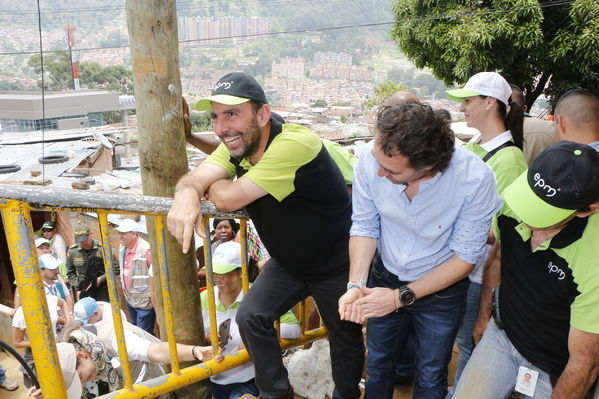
[125,1,209,398]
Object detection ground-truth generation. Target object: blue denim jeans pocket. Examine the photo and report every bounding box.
[368,253,404,289]
[415,278,468,309]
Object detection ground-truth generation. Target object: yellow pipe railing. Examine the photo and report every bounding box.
[0,199,67,399]
[0,185,325,399]
[98,211,135,390]
[153,215,181,374]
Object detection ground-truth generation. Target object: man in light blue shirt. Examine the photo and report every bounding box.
[339,102,501,399]
[552,88,599,152]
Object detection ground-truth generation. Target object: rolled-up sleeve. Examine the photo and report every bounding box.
[350,152,380,238]
[450,167,502,264]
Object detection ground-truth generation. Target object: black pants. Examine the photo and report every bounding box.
[236,258,365,399]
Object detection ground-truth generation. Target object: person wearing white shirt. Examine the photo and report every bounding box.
[201,241,300,399]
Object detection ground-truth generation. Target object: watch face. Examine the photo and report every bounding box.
[400,288,416,306]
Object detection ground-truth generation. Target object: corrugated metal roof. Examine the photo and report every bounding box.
[0,126,124,145]
[0,139,100,183]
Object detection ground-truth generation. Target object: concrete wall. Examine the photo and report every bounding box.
[0,90,120,120]
[57,117,88,130]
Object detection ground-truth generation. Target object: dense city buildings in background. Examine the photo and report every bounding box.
[178,15,269,43]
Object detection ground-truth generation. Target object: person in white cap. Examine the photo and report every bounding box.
[445,71,528,395]
[200,241,300,399]
[39,253,74,318]
[72,296,214,386]
[35,237,52,256]
[26,342,100,399]
[114,218,155,335]
[12,238,58,315]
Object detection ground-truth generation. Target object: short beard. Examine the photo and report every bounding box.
[233,117,261,160]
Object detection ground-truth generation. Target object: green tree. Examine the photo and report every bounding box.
[362,81,409,109]
[390,0,599,108]
[28,51,73,91]
[312,99,328,107]
[189,112,212,132]
[28,53,134,94]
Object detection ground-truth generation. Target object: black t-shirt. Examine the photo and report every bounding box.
[498,214,589,378]
[206,120,351,281]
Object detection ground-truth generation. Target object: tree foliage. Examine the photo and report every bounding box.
[390,0,599,107]
[362,81,409,109]
[28,51,134,94]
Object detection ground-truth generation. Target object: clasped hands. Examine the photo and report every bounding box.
[338,286,399,324]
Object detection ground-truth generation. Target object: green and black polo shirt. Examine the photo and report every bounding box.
[205,120,352,281]
[498,210,599,378]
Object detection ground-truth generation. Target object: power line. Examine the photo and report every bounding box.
[0,0,356,17]
[0,0,570,18]
[0,0,575,57]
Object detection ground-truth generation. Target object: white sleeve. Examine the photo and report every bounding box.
[112,330,152,362]
[12,309,26,329]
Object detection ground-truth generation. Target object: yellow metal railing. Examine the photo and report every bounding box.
[0,184,327,399]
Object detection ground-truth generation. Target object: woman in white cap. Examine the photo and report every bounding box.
[201,241,300,399]
[446,71,528,396]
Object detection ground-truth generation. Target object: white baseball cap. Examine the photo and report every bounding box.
[39,254,60,270]
[74,297,98,325]
[56,342,83,399]
[446,71,512,106]
[212,241,242,274]
[114,218,138,233]
[35,237,51,248]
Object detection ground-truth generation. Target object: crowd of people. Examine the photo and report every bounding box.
[5,70,598,399]
[165,71,599,399]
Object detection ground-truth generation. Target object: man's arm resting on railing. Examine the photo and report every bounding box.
[167,163,229,253]
[146,342,214,364]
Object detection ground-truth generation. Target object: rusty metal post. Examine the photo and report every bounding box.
[0,199,67,399]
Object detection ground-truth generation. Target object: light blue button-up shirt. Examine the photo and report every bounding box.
[350,142,502,281]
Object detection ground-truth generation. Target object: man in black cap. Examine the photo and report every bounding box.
[66,224,117,302]
[168,72,364,399]
[41,220,68,276]
[453,141,599,399]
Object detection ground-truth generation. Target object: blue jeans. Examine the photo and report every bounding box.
[453,319,553,399]
[447,281,481,398]
[0,365,6,384]
[211,379,259,399]
[127,303,156,335]
[395,325,414,377]
[364,259,467,399]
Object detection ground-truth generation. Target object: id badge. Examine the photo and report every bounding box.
[515,366,539,397]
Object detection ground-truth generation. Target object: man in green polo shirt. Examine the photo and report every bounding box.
[453,141,599,399]
[168,72,364,399]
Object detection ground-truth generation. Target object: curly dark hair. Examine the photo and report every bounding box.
[376,102,455,173]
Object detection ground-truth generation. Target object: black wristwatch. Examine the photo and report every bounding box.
[398,285,416,308]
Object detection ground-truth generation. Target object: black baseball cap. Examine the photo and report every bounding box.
[503,141,599,228]
[42,221,55,230]
[194,72,268,111]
